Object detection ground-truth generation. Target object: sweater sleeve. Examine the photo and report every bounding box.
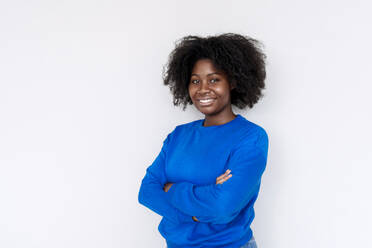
[138,131,195,224]
[166,129,269,224]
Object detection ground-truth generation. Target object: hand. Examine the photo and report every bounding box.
[163,182,173,192]
[216,169,232,185]
[192,216,199,222]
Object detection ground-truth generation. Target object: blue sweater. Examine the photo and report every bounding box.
[138,114,269,248]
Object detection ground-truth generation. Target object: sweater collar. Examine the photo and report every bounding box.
[196,114,243,131]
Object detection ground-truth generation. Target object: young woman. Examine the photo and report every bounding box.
[138,33,268,248]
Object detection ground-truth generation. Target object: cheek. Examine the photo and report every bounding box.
[188,85,196,97]
[214,85,231,99]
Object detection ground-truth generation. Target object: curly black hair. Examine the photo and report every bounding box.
[162,33,267,111]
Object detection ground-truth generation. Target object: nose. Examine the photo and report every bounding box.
[197,80,211,93]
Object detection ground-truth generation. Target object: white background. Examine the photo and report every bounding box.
[1,1,371,247]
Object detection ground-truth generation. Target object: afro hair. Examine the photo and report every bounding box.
[162,33,267,111]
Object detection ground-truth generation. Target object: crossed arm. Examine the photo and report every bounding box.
[138,129,268,225]
[137,134,234,224]
[162,169,233,222]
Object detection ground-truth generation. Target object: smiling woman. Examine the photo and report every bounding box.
[188,58,234,119]
[138,33,268,248]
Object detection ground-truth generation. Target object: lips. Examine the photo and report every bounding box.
[197,98,216,106]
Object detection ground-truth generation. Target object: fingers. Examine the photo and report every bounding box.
[163,182,173,192]
[192,216,200,222]
[216,173,232,185]
[216,169,231,180]
[216,169,232,185]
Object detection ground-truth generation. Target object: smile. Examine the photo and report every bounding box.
[198,98,216,106]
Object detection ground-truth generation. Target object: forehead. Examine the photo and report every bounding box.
[191,59,224,75]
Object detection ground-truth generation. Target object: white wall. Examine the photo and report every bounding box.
[0,1,371,247]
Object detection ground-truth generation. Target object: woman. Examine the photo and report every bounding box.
[138,33,268,248]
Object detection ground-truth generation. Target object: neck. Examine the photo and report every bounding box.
[203,110,237,127]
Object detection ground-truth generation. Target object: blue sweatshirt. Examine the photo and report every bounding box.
[138,114,269,248]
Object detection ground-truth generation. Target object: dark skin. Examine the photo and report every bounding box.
[163,58,236,222]
[189,58,237,126]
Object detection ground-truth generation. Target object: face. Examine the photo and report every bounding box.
[188,59,234,115]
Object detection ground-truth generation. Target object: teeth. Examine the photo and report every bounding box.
[199,99,213,103]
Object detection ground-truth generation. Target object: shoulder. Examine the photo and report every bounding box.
[236,117,269,144]
[173,118,200,134]
[175,118,200,130]
[163,118,200,143]
[234,118,269,154]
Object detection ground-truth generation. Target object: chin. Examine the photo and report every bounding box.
[197,107,219,115]
[192,100,221,115]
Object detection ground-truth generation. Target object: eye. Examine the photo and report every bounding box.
[210,78,219,83]
[191,79,199,84]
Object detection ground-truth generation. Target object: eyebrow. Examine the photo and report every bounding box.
[191,72,222,77]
